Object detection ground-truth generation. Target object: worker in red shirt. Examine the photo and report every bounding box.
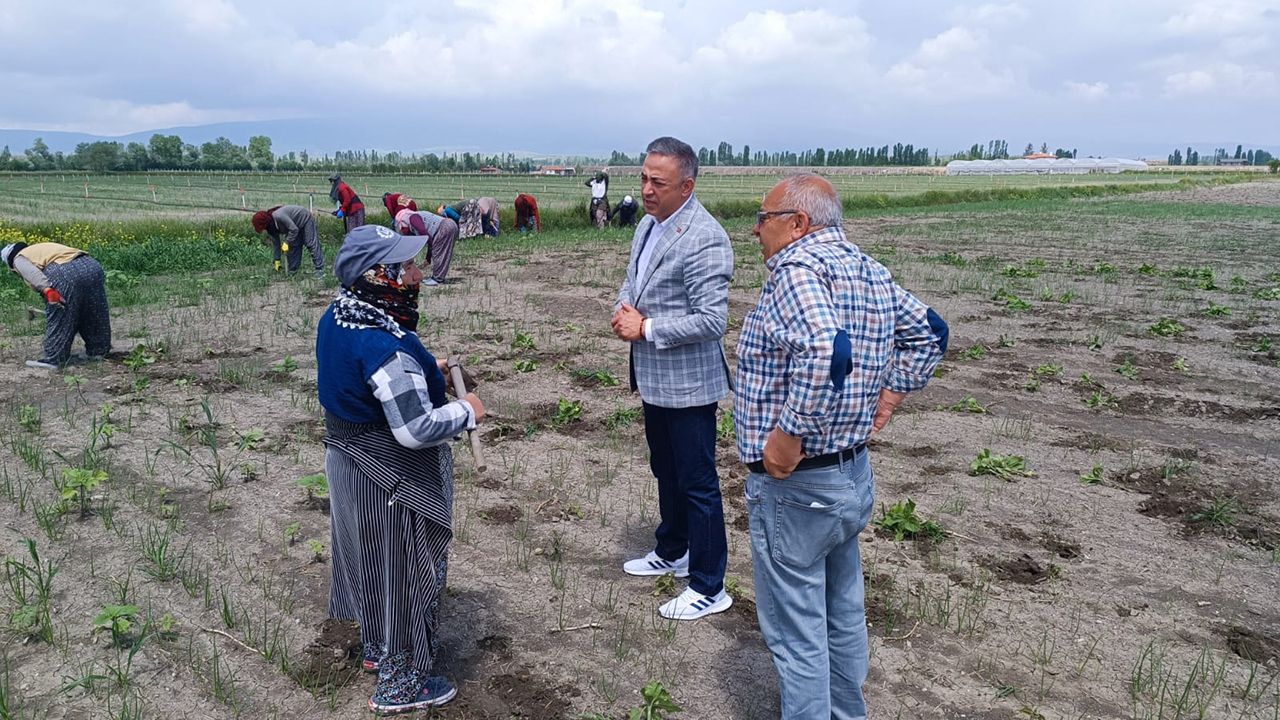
[329,174,366,232]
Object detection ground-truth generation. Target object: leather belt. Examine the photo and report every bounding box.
[747,444,866,475]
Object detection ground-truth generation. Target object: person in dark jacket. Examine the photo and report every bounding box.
[317,224,484,714]
[252,205,325,276]
[2,242,111,370]
[514,193,542,232]
[610,195,640,228]
[329,174,366,232]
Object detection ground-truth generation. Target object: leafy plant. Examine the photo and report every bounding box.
[1148,318,1185,337]
[947,395,987,414]
[1034,363,1064,378]
[651,573,678,598]
[960,344,987,361]
[511,330,537,351]
[574,368,620,387]
[604,405,641,430]
[969,449,1034,481]
[716,410,735,441]
[1022,376,1041,392]
[515,358,539,373]
[236,428,266,451]
[1093,261,1116,275]
[1084,390,1119,410]
[17,404,40,433]
[283,521,301,546]
[1172,357,1189,372]
[1058,290,1078,303]
[307,540,325,563]
[1137,263,1159,275]
[628,680,681,720]
[1115,357,1138,380]
[1251,336,1273,353]
[123,343,161,371]
[296,473,328,499]
[1079,464,1104,485]
[1201,302,1230,317]
[61,468,107,518]
[1086,334,1104,352]
[873,498,946,541]
[93,604,140,648]
[552,398,584,426]
[938,251,967,267]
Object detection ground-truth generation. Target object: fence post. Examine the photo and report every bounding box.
[309,193,314,212]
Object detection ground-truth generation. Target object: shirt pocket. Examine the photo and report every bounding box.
[773,494,846,568]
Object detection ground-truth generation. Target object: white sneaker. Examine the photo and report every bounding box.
[423,278,440,287]
[623,551,689,578]
[658,587,732,620]
[25,360,58,370]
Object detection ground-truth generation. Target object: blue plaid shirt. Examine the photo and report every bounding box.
[734,226,945,463]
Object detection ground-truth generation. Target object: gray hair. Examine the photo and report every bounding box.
[645,136,699,181]
[775,173,843,229]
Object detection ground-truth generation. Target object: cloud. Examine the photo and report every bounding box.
[1064,81,1110,100]
[885,26,1019,100]
[1163,62,1277,97]
[1163,0,1276,36]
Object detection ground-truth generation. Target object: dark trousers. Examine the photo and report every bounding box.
[643,401,727,596]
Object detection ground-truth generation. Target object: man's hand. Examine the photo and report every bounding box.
[762,427,804,479]
[42,288,64,307]
[872,389,907,433]
[611,302,645,341]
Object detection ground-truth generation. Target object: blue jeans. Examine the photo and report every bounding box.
[643,402,727,596]
[746,449,875,720]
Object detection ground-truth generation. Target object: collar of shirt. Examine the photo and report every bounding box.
[764,225,847,272]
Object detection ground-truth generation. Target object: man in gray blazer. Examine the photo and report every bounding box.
[611,136,734,620]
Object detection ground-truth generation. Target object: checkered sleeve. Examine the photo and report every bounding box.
[770,263,840,439]
[369,351,475,449]
[884,285,946,392]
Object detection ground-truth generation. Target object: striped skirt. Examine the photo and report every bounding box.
[326,439,454,674]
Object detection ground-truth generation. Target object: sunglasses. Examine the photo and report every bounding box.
[755,209,800,225]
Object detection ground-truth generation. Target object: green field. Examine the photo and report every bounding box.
[0,170,1245,224]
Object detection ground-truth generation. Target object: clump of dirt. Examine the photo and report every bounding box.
[1040,532,1082,560]
[899,445,940,459]
[291,619,362,690]
[1118,393,1280,421]
[1224,625,1280,665]
[732,513,750,532]
[1050,432,1133,452]
[983,554,1052,585]
[478,504,522,524]
[922,464,951,476]
[442,667,580,720]
[1112,466,1280,550]
[475,634,513,654]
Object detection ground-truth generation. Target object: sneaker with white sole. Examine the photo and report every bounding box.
[24,360,58,370]
[658,587,732,620]
[423,278,440,287]
[368,675,456,715]
[623,550,689,578]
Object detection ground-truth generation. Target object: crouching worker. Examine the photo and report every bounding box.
[2,242,112,370]
[252,205,325,277]
[317,224,483,714]
[514,193,541,232]
[394,208,459,286]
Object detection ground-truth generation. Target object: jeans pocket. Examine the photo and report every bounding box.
[773,494,845,568]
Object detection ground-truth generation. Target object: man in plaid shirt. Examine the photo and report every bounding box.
[735,173,948,719]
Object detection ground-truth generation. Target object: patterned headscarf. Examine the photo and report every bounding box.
[331,263,420,337]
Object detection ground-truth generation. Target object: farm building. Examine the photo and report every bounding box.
[946,158,1149,175]
[534,165,577,176]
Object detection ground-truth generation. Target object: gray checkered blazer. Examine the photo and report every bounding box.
[616,195,734,408]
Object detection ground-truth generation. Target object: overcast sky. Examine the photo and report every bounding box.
[1,0,1276,155]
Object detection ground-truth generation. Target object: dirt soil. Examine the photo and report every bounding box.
[0,182,1278,719]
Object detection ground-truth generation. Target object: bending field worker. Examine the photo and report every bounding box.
[393,207,460,286]
[736,173,948,719]
[330,174,366,232]
[2,241,112,370]
[316,224,484,714]
[252,204,325,277]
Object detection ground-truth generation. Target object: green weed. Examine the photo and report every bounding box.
[1148,318,1185,337]
[969,449,1034,481]
[874,498,947,541]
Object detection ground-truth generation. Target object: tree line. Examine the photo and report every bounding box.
[1167,144,1275,166]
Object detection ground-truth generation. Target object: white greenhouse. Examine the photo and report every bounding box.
[945,158,1149,175]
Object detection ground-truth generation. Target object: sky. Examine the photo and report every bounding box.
[0,0,1277,156]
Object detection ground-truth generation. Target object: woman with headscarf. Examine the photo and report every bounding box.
[251,205,324,276]
[329,174,366,232]
[381,193,417,221]
[2,241,111,370]
[514,193,542,232]
[437,200,484,240]
[393,208,459,286]
[316,224,483,713]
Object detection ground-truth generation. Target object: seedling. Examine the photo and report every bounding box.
[1172,357,1189,372]
[236,428,266,451]
[93,604,140,648]
[3,540,58,643]
[939,251,967,267]
[629,680,681,720]
[270,356,298,374]
[651,573,678,598]
[960,344,987,361]
[17,405,40,433]
[1190,495,1239,528]
[947,395,987,414]
[1137,263,1159,275]
[1022,376,1041,392]
[1251,287,1280,301]
[552,398,583,426]
[307,540,325,563]
[296,473,329,499]
[1115,357,1139,380]
[716,410,735,441]
[1251,336,1273,353]
[1148,318,1185,337]
[1087,335,1104,352]
[996,334,1016,348]
[515,358,539,373]
[873,498,947,541]
[1034,364,1063,378]
[1201,302,1230,317]
[282,521,301,546]
[1079,464,1104,485]
[573,368,620,387]
[1093,261,1116,275]
[969,449,1034,480]
[61,468,107,518]
[1058,290,1077,303]
[511,330,537,351]
[604,406,641,430]
[1084,390,1119,410]
[122,343,161,371]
